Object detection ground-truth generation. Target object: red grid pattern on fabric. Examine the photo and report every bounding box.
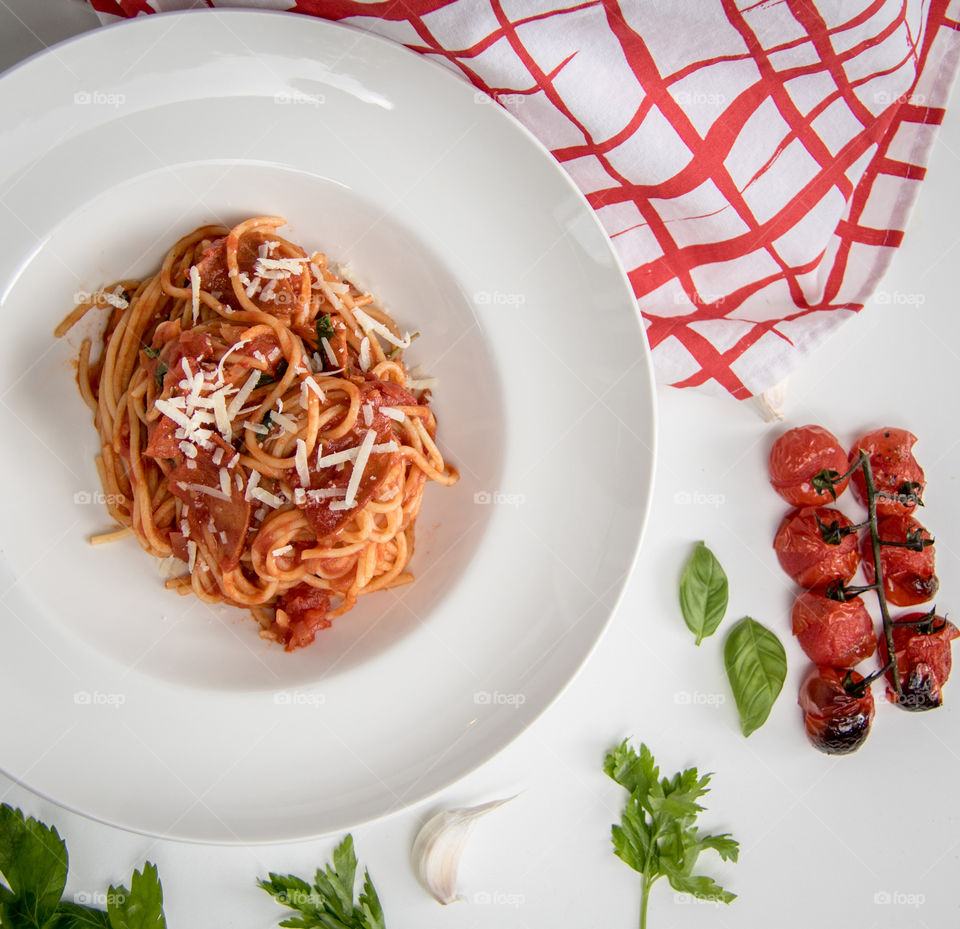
[87,0,960,398]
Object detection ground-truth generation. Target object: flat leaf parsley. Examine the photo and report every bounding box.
[604,741,738,929]
[258,834,385,929]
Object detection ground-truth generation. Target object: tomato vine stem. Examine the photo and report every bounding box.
[858,450,902,698]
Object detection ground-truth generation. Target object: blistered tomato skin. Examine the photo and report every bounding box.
[860,515,938,607]
[774,507,861,588]
[879,613,959,711]
[848,428,924,517]
[769,426,850,507]
[791,590,876,667]
[799,666,875,755]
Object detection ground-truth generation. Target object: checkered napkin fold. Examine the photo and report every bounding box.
[90,0,960,399]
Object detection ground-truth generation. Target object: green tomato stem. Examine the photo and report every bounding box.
[859,450,902,697]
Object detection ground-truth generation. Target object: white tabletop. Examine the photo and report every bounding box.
[2,3,959,927]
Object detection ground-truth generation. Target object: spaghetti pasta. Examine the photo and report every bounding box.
[58,217,458,650]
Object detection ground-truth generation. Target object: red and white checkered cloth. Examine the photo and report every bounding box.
[89,0,960,398]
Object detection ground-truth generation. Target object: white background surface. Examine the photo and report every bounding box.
[1,2,959,927]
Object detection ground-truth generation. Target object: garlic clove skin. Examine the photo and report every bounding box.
[412,797,514,905]
[752,376,788,422]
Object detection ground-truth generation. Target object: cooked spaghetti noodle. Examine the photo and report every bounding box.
[57,217,458,650]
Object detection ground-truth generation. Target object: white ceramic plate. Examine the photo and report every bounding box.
[0,10,655,842]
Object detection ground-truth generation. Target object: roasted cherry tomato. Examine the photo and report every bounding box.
[878,612,959,711]
[798,666,875,755]
[860,514,938,607]
[848,428,924,516]
[769,425,850,506]
[774,507,861,588]
[791,590,876,667]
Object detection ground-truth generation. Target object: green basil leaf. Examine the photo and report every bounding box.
[153,362,168,392]
[724,617,786,737]
[260,410,273,440]
[315,314,335,343]
[679,541,729,645]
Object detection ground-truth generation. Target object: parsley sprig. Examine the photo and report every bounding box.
[258,834,385,929]
[0,803,165,929]
[604,741,738,929]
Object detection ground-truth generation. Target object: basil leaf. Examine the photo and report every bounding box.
[316,314,335,343]
[153,362,168,392]
[259,410,273,442]
[679,541,729,645]
[142,346,159,359]
[724,617,786,737]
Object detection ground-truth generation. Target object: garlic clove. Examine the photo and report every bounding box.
[412,796,514,905]
[752,376,788,422]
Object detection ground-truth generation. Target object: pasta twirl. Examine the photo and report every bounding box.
[58,216,458,650]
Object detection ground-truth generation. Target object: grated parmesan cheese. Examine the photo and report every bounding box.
[244,470,261,502]
[182,482,231,502]
[100,286,129,310]
[189,266,200,323]
[307,487,346,501]
[295,438,310,487]
[213,390,232,441]
[251,486,284,508]
[354,307,411,350]
[320,337,339,368]
[406,376,438,390]
[314,275,343,310]
[255,257,308,273]
[228,369,261,417]
[341,428,375,508]
[380,406,405,422]
[272,411,298,433]
[315,440,397,469]
[156,399,195,433]
[304,377,325,402]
